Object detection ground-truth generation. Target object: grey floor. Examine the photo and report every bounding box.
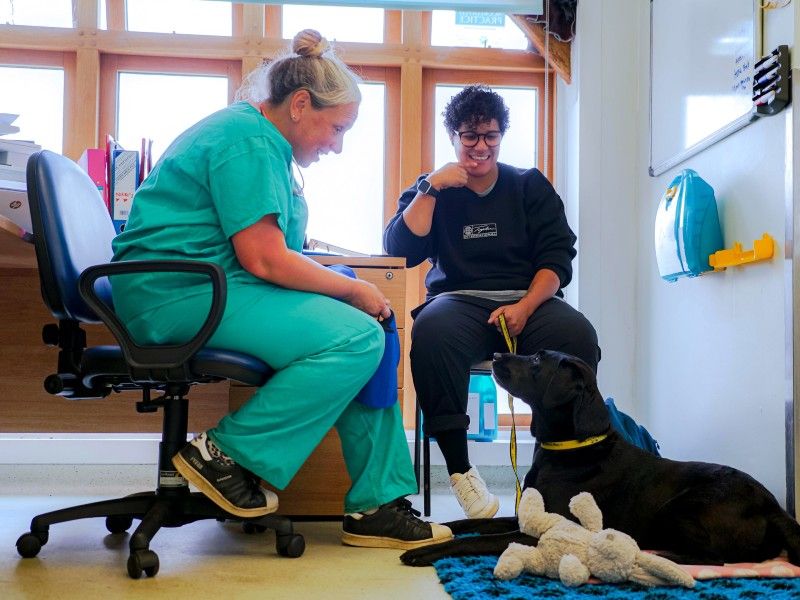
[0,465,520,600]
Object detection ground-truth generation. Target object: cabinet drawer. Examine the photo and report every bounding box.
[353,267,405,329]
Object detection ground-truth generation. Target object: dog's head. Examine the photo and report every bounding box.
[492,350,610,442]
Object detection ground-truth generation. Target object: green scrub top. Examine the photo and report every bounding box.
[111,101,307,318]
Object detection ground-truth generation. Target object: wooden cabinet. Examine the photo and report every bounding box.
[228,255,407,516]
[0,233,230,433]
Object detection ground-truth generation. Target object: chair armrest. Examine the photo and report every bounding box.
[78,260,226,370]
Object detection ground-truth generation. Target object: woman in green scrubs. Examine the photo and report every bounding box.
[111,29,451,550]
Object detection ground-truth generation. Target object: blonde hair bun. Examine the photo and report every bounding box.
[293,29,330,58]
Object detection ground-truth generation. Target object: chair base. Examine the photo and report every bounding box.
[16,394,304,579]
[16,486,305,578]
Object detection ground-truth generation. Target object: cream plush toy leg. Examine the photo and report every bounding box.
[559,554,591,587]
[494,543,546,580]
[569,491,603,533]
[518,488,562,537]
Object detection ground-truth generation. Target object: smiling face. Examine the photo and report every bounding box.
[451,118,501,181]
[292,101,359,167]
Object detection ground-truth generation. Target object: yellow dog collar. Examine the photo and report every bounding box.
[540,434,608,450]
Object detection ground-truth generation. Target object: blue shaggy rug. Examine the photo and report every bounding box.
[434,555,800,599]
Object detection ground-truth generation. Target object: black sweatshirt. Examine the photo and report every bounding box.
[383,163,577,299]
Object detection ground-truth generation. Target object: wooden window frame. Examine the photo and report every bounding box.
[422,67,554,180]
[354,65,402,229]
[98,54,242,144]
[0,49,74,155]
[0,3,556,432]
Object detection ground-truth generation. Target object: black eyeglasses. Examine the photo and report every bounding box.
[454,130,503,147]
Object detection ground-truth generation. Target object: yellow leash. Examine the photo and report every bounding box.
[497,314,522,514]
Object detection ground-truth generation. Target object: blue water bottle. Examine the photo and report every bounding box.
[467,373,498,441]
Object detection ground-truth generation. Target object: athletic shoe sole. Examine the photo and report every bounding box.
[341,531,454,550]
[465,495,500,519]
[172,452,278,518]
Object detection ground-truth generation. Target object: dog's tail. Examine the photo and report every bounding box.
[768,511,800,565]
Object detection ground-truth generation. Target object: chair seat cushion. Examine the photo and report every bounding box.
[82,345,273,389]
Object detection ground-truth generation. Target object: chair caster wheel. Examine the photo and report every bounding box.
[243,522,268,534]
[106,515,134,534]
[276,533,305,558]
[16,531,47,558]
[127,549,160,579]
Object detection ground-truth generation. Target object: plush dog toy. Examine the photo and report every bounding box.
[494,488,695,588]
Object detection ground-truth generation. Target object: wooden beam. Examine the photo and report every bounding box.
[73,0,98,30]
[0,25,546,73]
[511,14,571,84]
[66,47,101,159]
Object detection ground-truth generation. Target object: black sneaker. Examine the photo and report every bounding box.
[172,432,278,518]
[341,497,453,550]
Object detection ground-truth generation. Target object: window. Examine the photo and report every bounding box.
[423,69,549,177]
[126,0,232,36]
[0,65,64,152]
[431,10,528,49]
[100,55,240,164]
[116,73,230,163]
[0,0,72,27]
[282,4,384,43]
[302,81,387,255]
[433,84,538,171]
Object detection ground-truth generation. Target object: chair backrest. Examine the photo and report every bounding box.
[27,150,117,323]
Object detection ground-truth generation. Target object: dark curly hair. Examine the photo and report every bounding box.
[442,85,510,135]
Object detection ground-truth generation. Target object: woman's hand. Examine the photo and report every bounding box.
[344,278,392,319]
[427,161,476,191]
[488,302,533,339]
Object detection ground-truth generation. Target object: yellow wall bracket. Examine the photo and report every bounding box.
[708,233,775,271]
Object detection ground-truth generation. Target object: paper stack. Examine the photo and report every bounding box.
[0,113,37,239]
[0,113,41,183]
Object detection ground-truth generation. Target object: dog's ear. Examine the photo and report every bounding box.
[562,357,610,439]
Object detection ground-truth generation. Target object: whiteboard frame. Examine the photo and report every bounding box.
[648,0,762,177]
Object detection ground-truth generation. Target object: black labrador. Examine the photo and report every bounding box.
[402,350,800,566]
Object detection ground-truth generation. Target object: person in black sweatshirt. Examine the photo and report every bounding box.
[383,85,600,519]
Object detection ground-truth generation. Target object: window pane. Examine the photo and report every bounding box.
[434,84,537,171]
[0,66,64,152]
[431,11,528,50]
[301,83,385,255]
[116,73,229,163]
[126,0,232,36]
[282,5,383,44]
[0,0,72,27]
[99,0,107,29]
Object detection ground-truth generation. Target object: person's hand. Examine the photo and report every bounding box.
[344,278,391,319]
[488,302,533,339]
[427,161,476,191]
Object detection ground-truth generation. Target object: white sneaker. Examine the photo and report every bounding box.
[449,467,499,519]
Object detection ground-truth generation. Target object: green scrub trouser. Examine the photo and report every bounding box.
[119,281,417,513]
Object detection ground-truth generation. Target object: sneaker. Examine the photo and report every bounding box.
[172,432,278,518]
[341,498,453,550]
[450,467,499,519]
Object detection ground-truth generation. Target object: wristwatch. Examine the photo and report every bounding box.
[417,178,440,198]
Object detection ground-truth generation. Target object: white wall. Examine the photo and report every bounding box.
[561,0,794,503]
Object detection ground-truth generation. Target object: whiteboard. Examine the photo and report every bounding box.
[649,0,759,176]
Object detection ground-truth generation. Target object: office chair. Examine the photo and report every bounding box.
[15,150,304,579]
[413,359,493,517]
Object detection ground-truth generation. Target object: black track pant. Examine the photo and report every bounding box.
[410,294,600,435]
